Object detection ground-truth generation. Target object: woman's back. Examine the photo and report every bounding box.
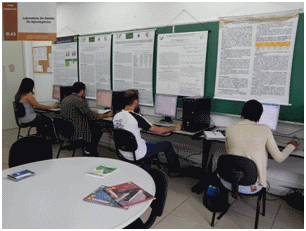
[19,95,36,123]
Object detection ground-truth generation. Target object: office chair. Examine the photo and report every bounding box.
[9,136,53,168]
[124,168,168,229]
[13,101,37,140]
[53,117,86,158]
[209,154,266,229]
[113,129,161,170]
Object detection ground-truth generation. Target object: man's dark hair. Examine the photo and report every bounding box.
[241,99,263,122]
[72,82,86,93]
[124,89,139,106]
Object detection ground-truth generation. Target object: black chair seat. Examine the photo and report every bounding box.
[9,136,53,168]
[53,117,86,158]
[13,101,37,140]
[209,154,266,229]
[113,129,161,170]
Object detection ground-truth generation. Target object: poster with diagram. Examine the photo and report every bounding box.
[52,36,78,86]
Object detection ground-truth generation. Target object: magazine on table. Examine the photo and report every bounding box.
[103,181,155,210]
[85,164,118,178]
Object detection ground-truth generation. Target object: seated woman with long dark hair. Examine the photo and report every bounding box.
[14,78,59,139]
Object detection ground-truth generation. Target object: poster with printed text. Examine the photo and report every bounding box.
[156,31,208,97]
[112,30,155,106]
[52,36,78,86]
[79,34,112,99]
[214,10,299,105]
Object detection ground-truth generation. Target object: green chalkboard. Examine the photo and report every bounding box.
[169,14,304,123]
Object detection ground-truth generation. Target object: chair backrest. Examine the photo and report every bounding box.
[53,117,75,141]
[113,129,138,161]
[12,101,26,126]
[217,155,258,198]
[9,136,53,168]
[144,169,168,228]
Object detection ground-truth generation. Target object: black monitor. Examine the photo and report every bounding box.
[52,85,60,100]
[154,94,177,123]
[112,91,126,115]
[60,86,73,102]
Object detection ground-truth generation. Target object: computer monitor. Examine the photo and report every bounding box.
[52,85,60,100]
[258,103,280,131]
[154,94,177,123]
[112,90,126,115]
[60,86,73,102]
[96,89,112,108]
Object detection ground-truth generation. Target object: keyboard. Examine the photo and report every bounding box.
[153,123,175,127]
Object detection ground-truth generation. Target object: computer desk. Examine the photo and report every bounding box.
[35,108,304,193]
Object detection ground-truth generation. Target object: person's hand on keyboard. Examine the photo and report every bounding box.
[50,104,59,109]
[174,124,182,131]
[288,140,299,148]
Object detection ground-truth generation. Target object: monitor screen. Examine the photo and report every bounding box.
[96,89,112,108]
[52,85,60,100]
[258,103,280,131]
[60,86,73,102]
[154,94,177,118]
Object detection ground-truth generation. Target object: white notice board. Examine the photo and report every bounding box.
[79,34,112,99]
[156,31,208,97]
[214,10,299,105]
[112,30,155,106]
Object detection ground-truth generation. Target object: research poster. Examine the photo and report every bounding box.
[52,36,78,86]
[156,31,208,97]
[79,34,112,99]
[214,11,299,105]
[112,30,155,106]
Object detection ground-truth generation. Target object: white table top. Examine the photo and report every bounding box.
[3,157,156,229]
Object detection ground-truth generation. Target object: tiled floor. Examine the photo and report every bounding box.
[2,128,304,229]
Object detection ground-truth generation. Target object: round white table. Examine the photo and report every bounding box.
[2,157,156,229]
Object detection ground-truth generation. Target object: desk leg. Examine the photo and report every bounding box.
[191,139,213,194]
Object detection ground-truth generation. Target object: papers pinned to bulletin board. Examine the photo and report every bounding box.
[32,46,52,73]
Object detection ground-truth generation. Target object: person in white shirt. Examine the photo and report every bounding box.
[113,89,182,176]
[224,99,299,194]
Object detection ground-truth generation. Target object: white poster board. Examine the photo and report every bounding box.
[156,31,208,96]
[79,34,112,99]
[112,30,155,106]
[214,10,299,105]
[52,37,78,86]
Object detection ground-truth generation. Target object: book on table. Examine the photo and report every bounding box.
[103,181,155,210]
[85,164,118,178]
[83,185,122,208]
[7,169,35,181]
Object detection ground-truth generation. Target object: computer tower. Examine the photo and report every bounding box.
[182,96,211,132]
[112,91,126,115]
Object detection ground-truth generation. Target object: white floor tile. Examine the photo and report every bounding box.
[140,207,170,228]
[171,193,214,228]
[153,214,209,229]
[273,201,304,229]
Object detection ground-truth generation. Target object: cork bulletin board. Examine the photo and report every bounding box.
[32,46,52,73]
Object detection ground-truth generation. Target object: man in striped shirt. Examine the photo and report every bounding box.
[60,82,113,156]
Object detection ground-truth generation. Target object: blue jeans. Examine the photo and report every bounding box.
[144,141,181,172]
[220,177,263,194]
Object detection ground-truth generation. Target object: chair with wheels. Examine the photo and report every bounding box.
[124,168,168,229]
[209,154,266,229]
[113,129,161,170]
[53,117,86,158]
[13,101,37,140]
[9,136,53,168]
